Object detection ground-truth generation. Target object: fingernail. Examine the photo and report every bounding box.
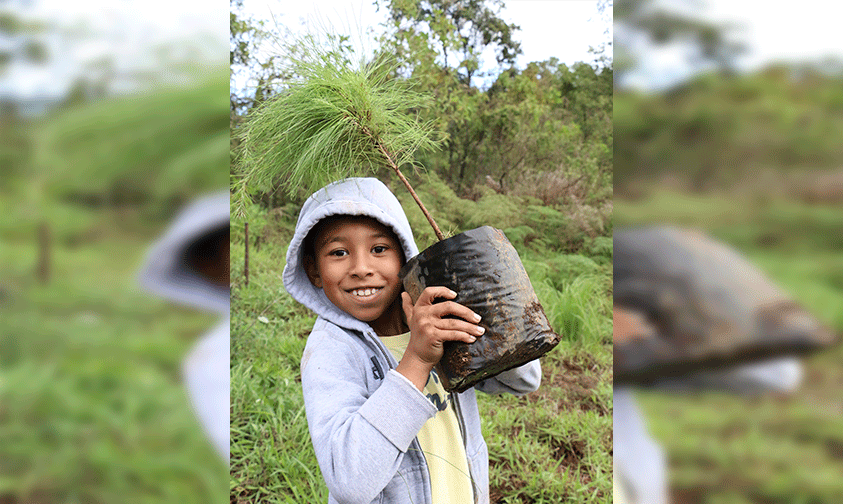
[475,326,485,335]
[468,336,477,342]
[473,313,481,322]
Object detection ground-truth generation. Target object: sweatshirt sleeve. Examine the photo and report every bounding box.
[300,329,437,504]
[473,358,542,396]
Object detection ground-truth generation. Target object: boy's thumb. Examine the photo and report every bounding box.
[401,292,413,320]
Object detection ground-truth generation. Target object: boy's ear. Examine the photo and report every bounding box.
[303,255,323,288]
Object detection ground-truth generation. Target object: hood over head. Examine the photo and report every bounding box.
[137,190,230,314]
[283,178,419,332]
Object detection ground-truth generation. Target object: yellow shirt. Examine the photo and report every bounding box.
[381,332,475,504]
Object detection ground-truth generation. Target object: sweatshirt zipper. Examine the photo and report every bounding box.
[366,330,434,504]
[366,329,398,370]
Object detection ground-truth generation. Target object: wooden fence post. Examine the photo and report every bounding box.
[244,222,249,287]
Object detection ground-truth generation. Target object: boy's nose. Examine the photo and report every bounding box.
[350,255,375,277]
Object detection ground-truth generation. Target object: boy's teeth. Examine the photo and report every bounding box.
[353,288,379,296]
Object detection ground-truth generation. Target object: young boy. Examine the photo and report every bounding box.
[283,178,541,504]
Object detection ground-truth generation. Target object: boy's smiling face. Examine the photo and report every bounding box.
[305,216,406,336]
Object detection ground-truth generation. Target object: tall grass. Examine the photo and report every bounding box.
[522,254,612,350]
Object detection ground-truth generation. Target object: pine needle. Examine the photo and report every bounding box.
[235,36,443,211]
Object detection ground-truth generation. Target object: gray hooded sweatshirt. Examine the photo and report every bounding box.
[283,178,541,504]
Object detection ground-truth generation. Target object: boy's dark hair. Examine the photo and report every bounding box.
[303,215,405,264]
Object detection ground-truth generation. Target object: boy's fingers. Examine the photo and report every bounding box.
[440,330,479,344]
[433,300,481,324]
[436,317,485,336]
[417,286,457,306]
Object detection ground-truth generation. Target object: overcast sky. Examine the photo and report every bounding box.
[707,0,843,70]
[1,0,225,105]
[7,0,843,102]
[6,1,609,105]
[245,0,611,82]
[619,0,843,90]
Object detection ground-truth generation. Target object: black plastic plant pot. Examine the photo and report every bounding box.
[399,226,561,393]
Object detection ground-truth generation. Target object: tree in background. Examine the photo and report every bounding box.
[375,0,523,192]
[231,0,612,207]
[590,0,613,69]
[230,0,281,117]
[377,0,521,86]
[614,0,747,88]
[479,59,612,197]
[372,0,611,197]
[0,3,40,177]
[0,5,49,82]
[230,0,287,207]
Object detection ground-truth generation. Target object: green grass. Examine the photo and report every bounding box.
[523,252,612,351]
[0,202,227,503]
[230,200,613,503]
[616,188,843,504]
[480,345,612,503]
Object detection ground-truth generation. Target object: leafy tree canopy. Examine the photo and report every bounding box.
[377,0,521,86]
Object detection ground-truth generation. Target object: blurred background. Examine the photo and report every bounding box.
[615,0,843,502]
[1,0,228,502]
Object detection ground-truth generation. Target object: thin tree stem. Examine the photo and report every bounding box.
[375,142,445,241]
[356,119,445,241]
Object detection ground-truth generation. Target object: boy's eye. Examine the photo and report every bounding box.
[372,245,388,254]
[328,249,348,257]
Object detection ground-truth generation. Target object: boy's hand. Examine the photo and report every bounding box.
[396,287,484,391]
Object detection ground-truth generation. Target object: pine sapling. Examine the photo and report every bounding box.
[235,36,446,240]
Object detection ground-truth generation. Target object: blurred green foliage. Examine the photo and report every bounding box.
[0,121,33,182]
[0,208,226,502]
[613,6,843,485]
[28,68,229,215]
[615,66,843,193]
[1,66,230,502]
[2,64,230,250]
[618,184,843,503]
